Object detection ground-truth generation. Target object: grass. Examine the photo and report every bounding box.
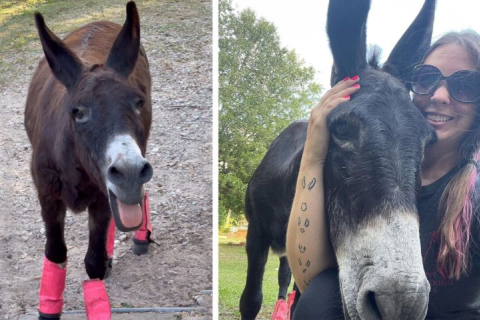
[0,0,206,88]
[0,0,136,87]
[0,0,113,52]
[219,241,293,320]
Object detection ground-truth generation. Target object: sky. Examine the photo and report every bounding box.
[232,0,480,90]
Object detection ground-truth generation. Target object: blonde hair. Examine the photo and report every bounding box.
[437,156,478,279]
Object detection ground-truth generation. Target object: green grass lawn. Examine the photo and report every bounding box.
[219,242,293,320]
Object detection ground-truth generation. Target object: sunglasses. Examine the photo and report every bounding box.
[411,64,480,103]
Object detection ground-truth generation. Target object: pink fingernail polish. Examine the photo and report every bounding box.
[353,84,360,88]
[343,95,350,99]
[343,76,350,81]
[351,75,359,80]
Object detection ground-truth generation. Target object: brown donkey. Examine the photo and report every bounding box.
[24,2,152,319]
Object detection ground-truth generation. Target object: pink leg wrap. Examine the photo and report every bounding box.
[39,256,67,317]
[271,298,288,320]
[286,290,296,320]
[83,279,111,320]
[133,192,152,242]
[271,290,297,320]
[106,218,115,259]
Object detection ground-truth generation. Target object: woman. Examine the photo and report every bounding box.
[286,30,480,319]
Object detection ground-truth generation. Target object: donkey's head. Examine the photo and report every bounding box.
[325,0,436,318]
[34,1,152,232]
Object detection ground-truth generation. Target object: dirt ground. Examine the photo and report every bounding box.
[0,0,212,319]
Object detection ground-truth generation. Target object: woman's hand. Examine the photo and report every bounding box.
[286,76,360,292]
[304,76,360,165]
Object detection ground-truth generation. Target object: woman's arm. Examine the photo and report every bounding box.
[286,76,360,292]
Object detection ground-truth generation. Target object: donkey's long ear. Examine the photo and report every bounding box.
[35,13,83,90]
[327,0,370,86]
[106,1,140,78]
[382,0,436,89]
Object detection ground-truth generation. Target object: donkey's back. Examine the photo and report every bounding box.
[64,21,122,57]
[246,120,307,253]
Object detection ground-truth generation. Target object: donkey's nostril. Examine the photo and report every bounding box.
[362,290,398,320]
[107,166,125,185]
[367,291,382,319]
[139,161,153,183]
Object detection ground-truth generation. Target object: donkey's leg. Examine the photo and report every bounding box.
[38,198,67,320]
[133,192,152,255]
[83,198,112,320]
[270,256,292,320]
[240,224,269,320]
[42,199,67,263]
[85,198,111,279]
[278,256,292,300]
[104,218,115,278]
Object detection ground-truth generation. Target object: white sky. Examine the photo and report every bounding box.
[233,0,480,90]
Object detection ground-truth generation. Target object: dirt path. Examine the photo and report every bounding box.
[0,1,212,318]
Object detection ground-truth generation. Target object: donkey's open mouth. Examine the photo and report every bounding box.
[105,134,153,232]
[108,189,143,232]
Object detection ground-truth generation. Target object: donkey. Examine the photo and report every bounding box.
[25,1,152,318]
[240,0,437,319]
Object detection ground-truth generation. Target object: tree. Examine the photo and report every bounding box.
[219,0,322,226]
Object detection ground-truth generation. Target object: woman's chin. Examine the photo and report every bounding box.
[429,131,464,152]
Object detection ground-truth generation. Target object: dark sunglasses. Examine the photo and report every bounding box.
[411,64,480,103]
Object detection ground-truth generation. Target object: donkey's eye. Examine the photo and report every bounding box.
[134,98,144,109]
[332,121,349,139]
[72,106,90,123]
[331,120,359,151]
[133,98,144,115]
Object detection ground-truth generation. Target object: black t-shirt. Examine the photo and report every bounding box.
[418,168,480,319]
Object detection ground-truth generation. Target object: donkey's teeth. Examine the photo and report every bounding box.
[116,200,142,229]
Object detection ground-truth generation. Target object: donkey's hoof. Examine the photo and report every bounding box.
[133,240,149,255]
[38,315,60,320]
[104,258,113,278]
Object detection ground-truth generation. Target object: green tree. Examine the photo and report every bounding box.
[219,0,322,226]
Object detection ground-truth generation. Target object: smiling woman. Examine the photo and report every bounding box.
[413,31,480,294]
[414,42,478,163]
